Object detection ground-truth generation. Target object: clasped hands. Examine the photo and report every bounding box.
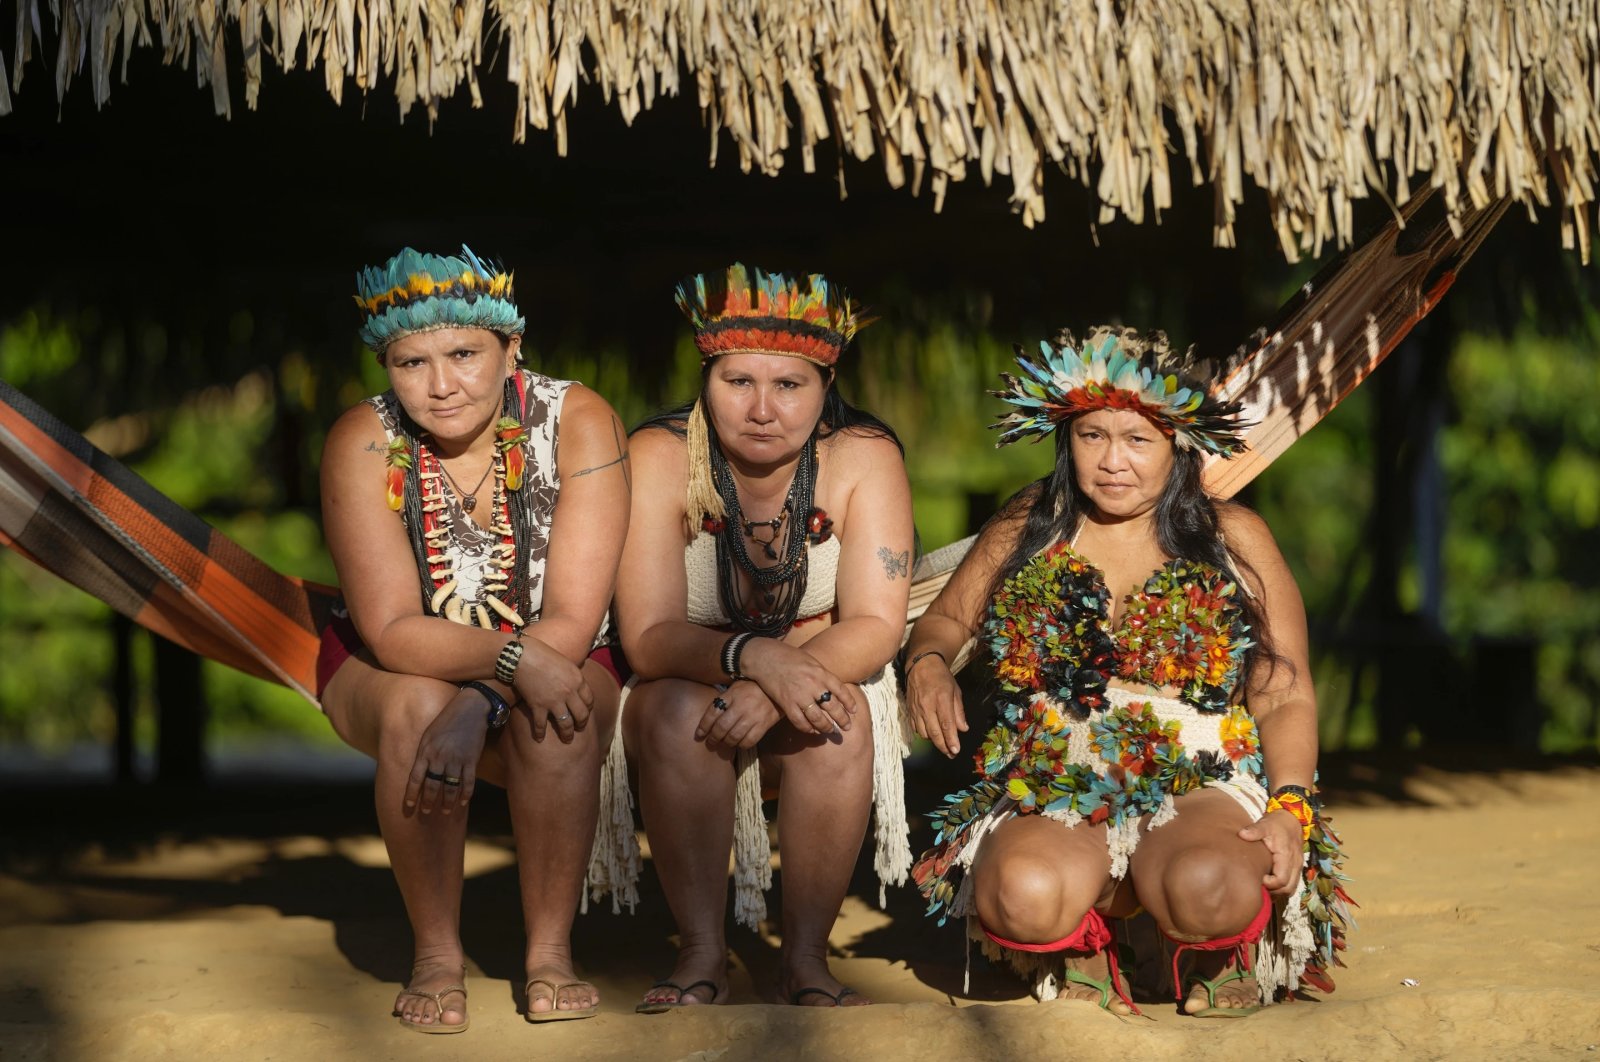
[693,637,859,751]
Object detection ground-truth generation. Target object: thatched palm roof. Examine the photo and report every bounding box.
[5,1,1599,260]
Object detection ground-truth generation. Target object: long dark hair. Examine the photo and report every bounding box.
[633,361,904,453]
[989,423,1281,686]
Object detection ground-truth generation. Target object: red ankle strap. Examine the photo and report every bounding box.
[979,909,1139,1015]
[979,907,1113,954]
[1163,886,1273,1001]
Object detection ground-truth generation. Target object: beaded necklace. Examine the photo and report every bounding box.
[707,434,821,638]
[387,376,534,631]
[416,447,525,628]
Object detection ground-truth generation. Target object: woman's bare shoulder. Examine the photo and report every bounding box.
[324,400,386,456]
[557,382,618,423]
[821,427,904,476]
[625,424,689,495]
[1217,501,1278,553]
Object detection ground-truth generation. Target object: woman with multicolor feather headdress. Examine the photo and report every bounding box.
[611,263,915,1010]
[319,246,633,1030]
[902,326,1352,1016]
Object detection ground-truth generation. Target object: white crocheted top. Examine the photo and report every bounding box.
[682,531,841,627]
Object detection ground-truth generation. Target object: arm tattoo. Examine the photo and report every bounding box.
[571,453,627,478]
[571,416,632,490]
[878,546,910,580]
[363,441,385,453]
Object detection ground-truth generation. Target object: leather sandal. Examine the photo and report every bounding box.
[394,967,468,1034]
[525,977,598,1023]
[635,978,724,1014]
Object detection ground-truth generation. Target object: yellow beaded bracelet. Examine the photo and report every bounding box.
[1265,791,1315,841]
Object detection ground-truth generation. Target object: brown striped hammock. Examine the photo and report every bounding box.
[0,191,1507,702]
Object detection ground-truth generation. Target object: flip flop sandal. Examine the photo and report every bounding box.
[525,978,599,1023]
[1060,968,1136,1013]
[394,979,469,1035]
[788,986,863,1007]
[635,979,723,1014]
[1185,968,1262,1018]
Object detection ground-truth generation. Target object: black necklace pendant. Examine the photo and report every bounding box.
[436,448,494,518]
[742,505,788,560]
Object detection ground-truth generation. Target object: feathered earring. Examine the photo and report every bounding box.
[385,438,411,511]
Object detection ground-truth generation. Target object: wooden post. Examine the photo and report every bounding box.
[111,613,136,783]
[154,637,207,782]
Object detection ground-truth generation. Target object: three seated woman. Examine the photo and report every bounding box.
[317,251,1348,1029]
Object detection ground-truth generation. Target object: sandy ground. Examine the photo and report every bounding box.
[2,756,1598,1062]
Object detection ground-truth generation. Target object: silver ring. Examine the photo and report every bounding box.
[556,713,571,721]
[817,691,833,704]
[712,697,729,712]
[442,776,462,787]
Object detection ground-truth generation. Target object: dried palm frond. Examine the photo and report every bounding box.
[3,1,1594,259]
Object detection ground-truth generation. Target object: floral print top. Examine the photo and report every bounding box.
[370,370,570,622]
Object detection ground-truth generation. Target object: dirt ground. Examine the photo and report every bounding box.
[1,755,1597,1062]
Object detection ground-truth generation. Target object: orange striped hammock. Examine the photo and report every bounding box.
[1,191,1507,702]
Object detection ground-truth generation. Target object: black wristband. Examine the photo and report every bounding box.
[722,631,757,679]
[1270,783,1315,803]
[906,649,947,675]
[461,680,511,731]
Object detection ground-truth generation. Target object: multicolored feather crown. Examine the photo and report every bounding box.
[355,246,525,354]
[674,263,866,366]
[992,326,1250,456]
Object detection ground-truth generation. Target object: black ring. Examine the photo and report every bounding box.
[442,776,462,787]
[817,691,833,704]
[424,770,447,782]
[712,697,729,712]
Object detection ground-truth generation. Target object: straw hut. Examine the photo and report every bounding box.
[5,0,1600,260]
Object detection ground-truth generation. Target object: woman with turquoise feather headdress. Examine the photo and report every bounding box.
[317,246,632,1031]
[611,264,915,1010]
[903,326,1353,1016]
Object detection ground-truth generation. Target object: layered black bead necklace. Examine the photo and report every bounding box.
[709,433,817,638]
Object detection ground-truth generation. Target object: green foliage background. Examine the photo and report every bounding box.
[2,304,1596,754]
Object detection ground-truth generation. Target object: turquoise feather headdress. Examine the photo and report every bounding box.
[992,327,1249,456]
[354,246,525,354]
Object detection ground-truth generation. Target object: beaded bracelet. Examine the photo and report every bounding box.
[721,631,757,680]
[494,640,525,685]
[1265,791,1315,841]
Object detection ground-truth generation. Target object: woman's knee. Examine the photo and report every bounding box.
[769,683,875,768]
[370,678,456,762]
[974,853,1083,942]
[626,679,717,759]
[1153,846,1265,939]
